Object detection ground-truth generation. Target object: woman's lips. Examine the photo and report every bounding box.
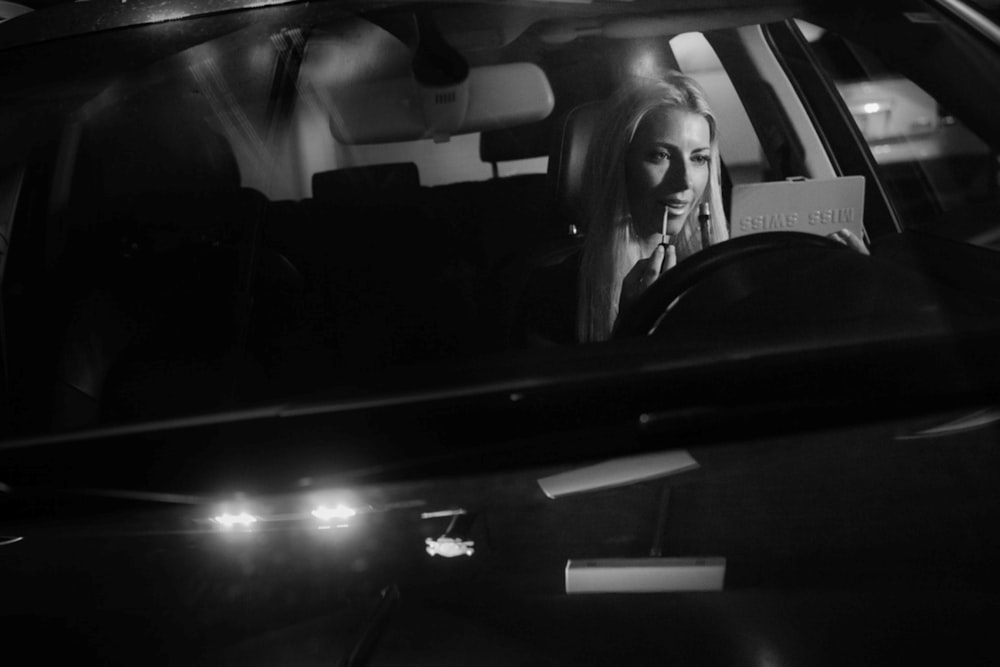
[662,200,690,216]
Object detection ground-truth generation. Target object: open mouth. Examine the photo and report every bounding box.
[662,200,690,216]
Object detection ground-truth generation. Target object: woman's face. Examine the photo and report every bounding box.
[625,107,711,240]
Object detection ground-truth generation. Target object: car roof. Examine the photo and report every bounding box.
[0,0,824,49]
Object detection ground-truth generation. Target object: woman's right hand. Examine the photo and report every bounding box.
[620,243,677,312]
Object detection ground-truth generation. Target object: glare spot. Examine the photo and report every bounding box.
[795,20,826,43]
[420,508,467,519]
[755,642,783,667]
[249,43,274,73]
[146,9,191,23]
[425,536,475,558]
[212,512,258,529]
[312,504,357,522]
[630,49,659,78]
[863,102,882,114]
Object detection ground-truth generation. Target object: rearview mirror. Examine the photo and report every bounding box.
[316,62,554,145]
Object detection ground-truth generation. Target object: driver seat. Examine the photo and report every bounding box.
[548,100,603,236]
[500,102,601,348]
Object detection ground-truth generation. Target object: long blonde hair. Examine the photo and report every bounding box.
[576,73,728,343]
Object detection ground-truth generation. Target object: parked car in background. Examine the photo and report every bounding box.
[1,0,1000,663]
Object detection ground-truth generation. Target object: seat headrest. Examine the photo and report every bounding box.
[479,123,549,164]
[312,163,420,205]
[547,101,602,231]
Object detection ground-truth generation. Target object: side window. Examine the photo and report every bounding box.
[797,20,999,239]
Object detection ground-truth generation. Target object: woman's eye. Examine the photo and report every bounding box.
[647,151,669,163]
[692,154,710,165]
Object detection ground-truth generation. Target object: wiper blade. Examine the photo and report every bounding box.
[338,584,401,667]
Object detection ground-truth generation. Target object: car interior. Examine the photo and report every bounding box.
[1,11,743,429]
[2,2,1000,664]
[2,3,999,435]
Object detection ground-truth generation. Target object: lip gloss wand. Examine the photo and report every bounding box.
[660,207,672,249]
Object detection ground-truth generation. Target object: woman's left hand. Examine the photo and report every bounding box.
[828,228,869,255]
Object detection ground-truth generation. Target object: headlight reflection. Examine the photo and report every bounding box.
[212,511,259,530]
[311,504,357,523]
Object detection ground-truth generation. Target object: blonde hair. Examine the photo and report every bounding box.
[576,73,729,343]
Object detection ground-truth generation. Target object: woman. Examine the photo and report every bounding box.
[515,72,865,346]
[576,73,728,342]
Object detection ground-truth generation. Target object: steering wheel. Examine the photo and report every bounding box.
[612,231,864,339]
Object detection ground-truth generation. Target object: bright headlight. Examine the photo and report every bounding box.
[212,511,258,528]
[311,504,357,522]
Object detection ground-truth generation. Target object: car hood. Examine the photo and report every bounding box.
[1,327,999,664]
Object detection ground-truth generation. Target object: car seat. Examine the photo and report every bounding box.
[489,102,599,348]
[547,100,603,237]
[48,92,276,426]
[305,162,484,375]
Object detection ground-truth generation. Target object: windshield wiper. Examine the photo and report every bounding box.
[338,584,401,667]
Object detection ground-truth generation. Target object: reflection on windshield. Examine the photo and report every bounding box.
[1,7,1000,665]
[0,3,998,445]
[799,19,1000,247]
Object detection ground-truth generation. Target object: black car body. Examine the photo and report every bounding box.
[1,0,1000,663]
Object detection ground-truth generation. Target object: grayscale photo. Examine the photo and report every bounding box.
[1,0,999,663]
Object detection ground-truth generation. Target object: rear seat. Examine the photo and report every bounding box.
[55,153,560,426]
[87,189,270,419]
[255,164,483,381]
[286,148,567,364]
[46,92,274,426]
[47,98,576,425]
[426,174,552,270]
[47,87,568,424]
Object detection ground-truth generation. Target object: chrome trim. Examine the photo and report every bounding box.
[933,0,1000,47]
[897,406,1000,440]
[0,1,31,23]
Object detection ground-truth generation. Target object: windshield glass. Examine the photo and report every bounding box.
[2,2,1000,664]
[0,0,998,436]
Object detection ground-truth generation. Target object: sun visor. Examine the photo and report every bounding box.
[321,63,554,145]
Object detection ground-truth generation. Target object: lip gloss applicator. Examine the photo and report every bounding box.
[660,207,672,248]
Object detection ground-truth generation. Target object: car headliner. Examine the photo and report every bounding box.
[0,0,823,50]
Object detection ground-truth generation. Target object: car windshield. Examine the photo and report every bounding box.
[1,0,998,438]
[2,0,1000,663]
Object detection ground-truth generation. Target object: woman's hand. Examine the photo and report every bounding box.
[620,243,677,312]
[828,228,869,255]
